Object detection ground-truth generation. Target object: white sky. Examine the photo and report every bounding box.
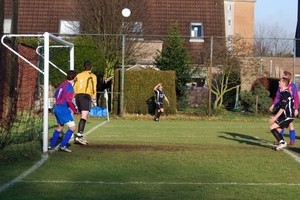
[255,0,298,36]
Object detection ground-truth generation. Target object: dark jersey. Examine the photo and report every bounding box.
[154,89,166,103]
[279,89,295,119]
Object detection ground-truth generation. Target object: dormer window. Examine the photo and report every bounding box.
[59,20,80,35]
[189,22,204,42]
[4,19,12,33]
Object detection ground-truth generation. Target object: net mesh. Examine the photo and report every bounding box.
[0,35,70,159]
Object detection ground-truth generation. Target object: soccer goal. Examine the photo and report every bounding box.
[1,32,74,153]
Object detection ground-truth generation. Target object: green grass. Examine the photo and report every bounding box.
[1,114,300,199]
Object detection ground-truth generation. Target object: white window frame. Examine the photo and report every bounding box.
[4,19,12,33]
[189,22,204,42]
[59,20,80,35]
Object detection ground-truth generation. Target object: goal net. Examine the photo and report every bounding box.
[0,32,74,156]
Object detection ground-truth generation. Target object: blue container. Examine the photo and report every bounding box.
[102,108,108,117]
[89,107,103,117]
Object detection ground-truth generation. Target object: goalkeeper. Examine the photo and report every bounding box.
[73,61,97,145]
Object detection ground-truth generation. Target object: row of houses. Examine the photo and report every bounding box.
[0,0,259,112]
[2,0,256,62]
[2,0,300,112]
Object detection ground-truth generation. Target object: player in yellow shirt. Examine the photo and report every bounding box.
[73,61,97,145]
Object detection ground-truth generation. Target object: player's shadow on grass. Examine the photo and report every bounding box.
[219,132,273,149]
[285,146,300,154]
[220,132,300,154]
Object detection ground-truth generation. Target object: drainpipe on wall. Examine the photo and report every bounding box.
[269,60,273,77]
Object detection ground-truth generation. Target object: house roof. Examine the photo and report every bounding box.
[144,0,225,37]
[3,0,226,62]
[4,0,78,34]
[4,0,225,36]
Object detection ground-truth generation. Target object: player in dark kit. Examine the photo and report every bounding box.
[269,77,295,151]
[154,83,170,121]
[269,71,298,145]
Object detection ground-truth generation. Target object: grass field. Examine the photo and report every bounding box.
[1,114,300,199]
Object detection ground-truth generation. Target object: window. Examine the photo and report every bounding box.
[4,19,12,33]
[189,22,204,42]
[123,22,143,41]
[228,4,232,11]
[228,20,232,26]
[59,20,80,35]
[132,22,143,40]
[123,21,142,34]
[131,22,142,34]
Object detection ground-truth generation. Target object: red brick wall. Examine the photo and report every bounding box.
[17,44,39,111]
[261,57,300,78]
[0,42,39,118]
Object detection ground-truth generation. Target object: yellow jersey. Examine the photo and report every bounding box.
[74,71,97,98]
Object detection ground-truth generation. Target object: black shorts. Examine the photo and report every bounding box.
[75,94,91,112]
[156,102,164,110]
[276,118,294,129]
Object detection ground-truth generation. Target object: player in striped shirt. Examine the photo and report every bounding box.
[48,70,78,152]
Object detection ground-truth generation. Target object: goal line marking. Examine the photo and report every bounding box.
[254,136,300,163]
[19,180,300,186]
[0,121,108,193]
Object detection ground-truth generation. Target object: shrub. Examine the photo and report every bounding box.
[240,84,272,114]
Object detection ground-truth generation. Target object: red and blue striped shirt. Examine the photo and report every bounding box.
[54,81,77,113]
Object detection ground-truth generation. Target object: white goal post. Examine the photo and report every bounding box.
[1,32,74,153]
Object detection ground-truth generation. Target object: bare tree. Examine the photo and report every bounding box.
[197,37,260,110]
[254,22,294,57]
[75,0,147,79]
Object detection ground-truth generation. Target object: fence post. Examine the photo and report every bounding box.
[208,36,213,116]
[120,34,125,117]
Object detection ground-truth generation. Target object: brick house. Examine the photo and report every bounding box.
[3,0,228,62]
[1,0,230,110]
[4,0,297,110]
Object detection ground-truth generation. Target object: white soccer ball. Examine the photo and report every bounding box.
[122,8,131,17]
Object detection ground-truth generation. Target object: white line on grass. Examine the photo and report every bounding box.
[0,154,49,192]
[0,120,108,193]
[254,136,300,164]
[19,180,300,186]
[2,127,300,193]
[283,149,300,163]
[84,121,108,137]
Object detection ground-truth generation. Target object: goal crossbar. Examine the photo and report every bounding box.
[1,32,74,153]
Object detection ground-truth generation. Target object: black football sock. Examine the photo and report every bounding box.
[271,129,284,142]
[157,112,162,119]
[78,119,86,135]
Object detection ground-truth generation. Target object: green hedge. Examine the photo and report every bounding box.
[113,69,177,115]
